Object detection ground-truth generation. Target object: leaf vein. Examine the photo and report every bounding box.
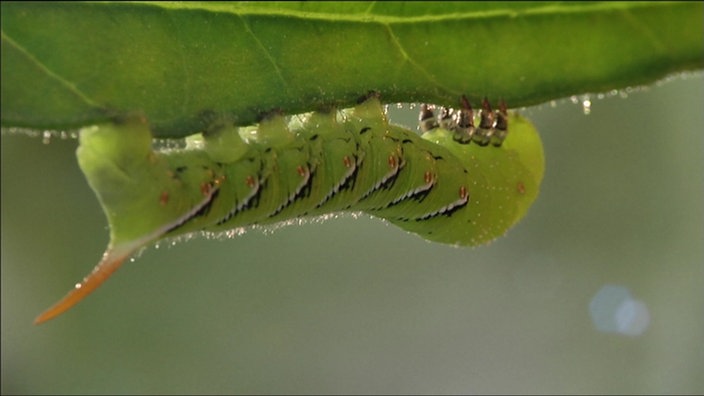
[384,24,453,96]
[1,30,101,109]
[237,15,289,94]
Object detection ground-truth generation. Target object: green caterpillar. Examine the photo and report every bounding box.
[34,95,544,324]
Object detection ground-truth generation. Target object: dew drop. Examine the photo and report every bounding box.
[582,99,592,115]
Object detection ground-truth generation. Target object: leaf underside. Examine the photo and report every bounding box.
[1,1,703,138]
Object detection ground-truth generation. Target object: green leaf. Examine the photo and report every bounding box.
[2,1,702,138]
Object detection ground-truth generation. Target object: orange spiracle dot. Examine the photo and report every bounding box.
[297,165,307,177]
[343,156,353,168]
[424,170,434,184]
[516,181,526,195]
[388,155,397,169]
[159,191,169,206]
[200,182,212,196]
[459,186,468,200]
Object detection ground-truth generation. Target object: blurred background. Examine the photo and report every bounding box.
[2,75,702,394]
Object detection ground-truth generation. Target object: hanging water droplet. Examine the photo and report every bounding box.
[582,98,592,115]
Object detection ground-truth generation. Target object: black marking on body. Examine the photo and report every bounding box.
[164,187,221,235]
[296,166,316,200]
[312,152,359,209]
[355,149,405,205]
[215,159,267,226]
[194,188,219,219]
[319,136,365,204]
[357,137,405,200]
[334,155,361,194]
[414,196,468,220]
[266,161,315,218]
[373,145,439,210]
[215,179,265,226]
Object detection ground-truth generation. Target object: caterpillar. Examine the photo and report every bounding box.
[34,95,544,324]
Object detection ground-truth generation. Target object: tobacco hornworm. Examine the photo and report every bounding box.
[34,95,544,324]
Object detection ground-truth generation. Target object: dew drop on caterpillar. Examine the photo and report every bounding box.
[34,95,544,324]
